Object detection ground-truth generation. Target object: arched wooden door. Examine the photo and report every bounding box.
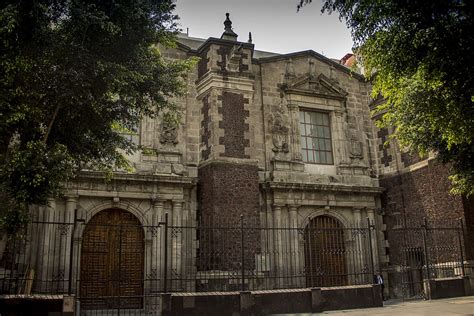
[304,215,347,287]
[80,209,144,310]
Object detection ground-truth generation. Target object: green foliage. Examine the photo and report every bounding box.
[0,0,194,231]
[300,0,474,195]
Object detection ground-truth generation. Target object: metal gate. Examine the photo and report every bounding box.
[387,218,466,300]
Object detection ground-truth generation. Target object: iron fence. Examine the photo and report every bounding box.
[0,211,469,313]
[386,217,468,300]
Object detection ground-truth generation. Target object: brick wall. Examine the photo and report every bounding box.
[380,160,473,260]
[201,95,211,161]
[218,91,250,159]
[462,196,474,259]
[197,162,260,270]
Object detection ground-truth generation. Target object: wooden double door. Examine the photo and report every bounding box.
[304,215,347,287]
[80,209,144,310]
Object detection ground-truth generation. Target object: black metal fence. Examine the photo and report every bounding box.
[386,218,469,300]
[0,212,469,313]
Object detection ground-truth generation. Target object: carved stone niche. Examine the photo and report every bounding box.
[348,129,364,161]
[271,113,290,156]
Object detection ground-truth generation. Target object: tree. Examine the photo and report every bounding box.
[0,0,194,231]
[299,0,474,195]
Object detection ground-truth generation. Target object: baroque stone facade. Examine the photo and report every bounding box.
[24,14,473,300]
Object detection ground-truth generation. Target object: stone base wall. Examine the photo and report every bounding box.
[161,285,383,316]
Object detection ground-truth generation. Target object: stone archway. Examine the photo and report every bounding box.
[80,209,144,310]
[304,215,347,287]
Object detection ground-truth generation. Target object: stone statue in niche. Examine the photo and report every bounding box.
[348,129,363,161]
[159,120,178,145]
[271,113,289,155]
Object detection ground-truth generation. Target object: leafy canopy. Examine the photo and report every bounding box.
[0,0,194,230]
[299,0,474,195]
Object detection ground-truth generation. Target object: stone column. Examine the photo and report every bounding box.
[38,199,56,291]
[288,103,302,161]
[367,208,379,272]
[352,208,362,284]
[288,205,301,286]
[63,196,77,293]
[172,200,184,290]
[273,204,284,287]
[152,200,164,291]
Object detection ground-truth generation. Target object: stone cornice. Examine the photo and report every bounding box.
[262,181,384,195]
[74,170,197,186]
[195,72,255,99]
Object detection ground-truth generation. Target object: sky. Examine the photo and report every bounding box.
[174,0,354,59]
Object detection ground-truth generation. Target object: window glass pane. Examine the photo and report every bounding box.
[312,138,319,151]
[318,138,326,151]
[315,126,323,138]
[314,151,321,163]
[323,126,330,138]
[302,149,308,162]
[322,113,329,125]
[298,110,333,165]
[326,152,333,164]
[325,139,332,151]
[315,113,323,125]
[300,123,306,136]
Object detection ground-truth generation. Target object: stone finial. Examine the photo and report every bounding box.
[221,13,238,41]
[248,32,252,44]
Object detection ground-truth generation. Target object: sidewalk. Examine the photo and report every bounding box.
[321,296,474,315]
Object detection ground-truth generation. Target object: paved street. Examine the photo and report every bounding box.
[321,296,474,315]
[275,296,474,315]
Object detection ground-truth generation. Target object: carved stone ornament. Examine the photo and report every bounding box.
[272,114,289,154]
[226,44,243,72]
[159,120,178,145]
[348,129,363,160]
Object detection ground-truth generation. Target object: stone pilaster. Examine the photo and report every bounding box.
[151,200,164,291]
[367,208,379,271]
[63,196,77,293]
[288,103,302,161]
[273,204,284,284]
[288,205,301,286]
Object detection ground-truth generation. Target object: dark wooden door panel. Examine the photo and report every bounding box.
[304,216,347,287]
[80,209,144,310]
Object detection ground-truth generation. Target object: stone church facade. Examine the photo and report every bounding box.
[22,14,472,303]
